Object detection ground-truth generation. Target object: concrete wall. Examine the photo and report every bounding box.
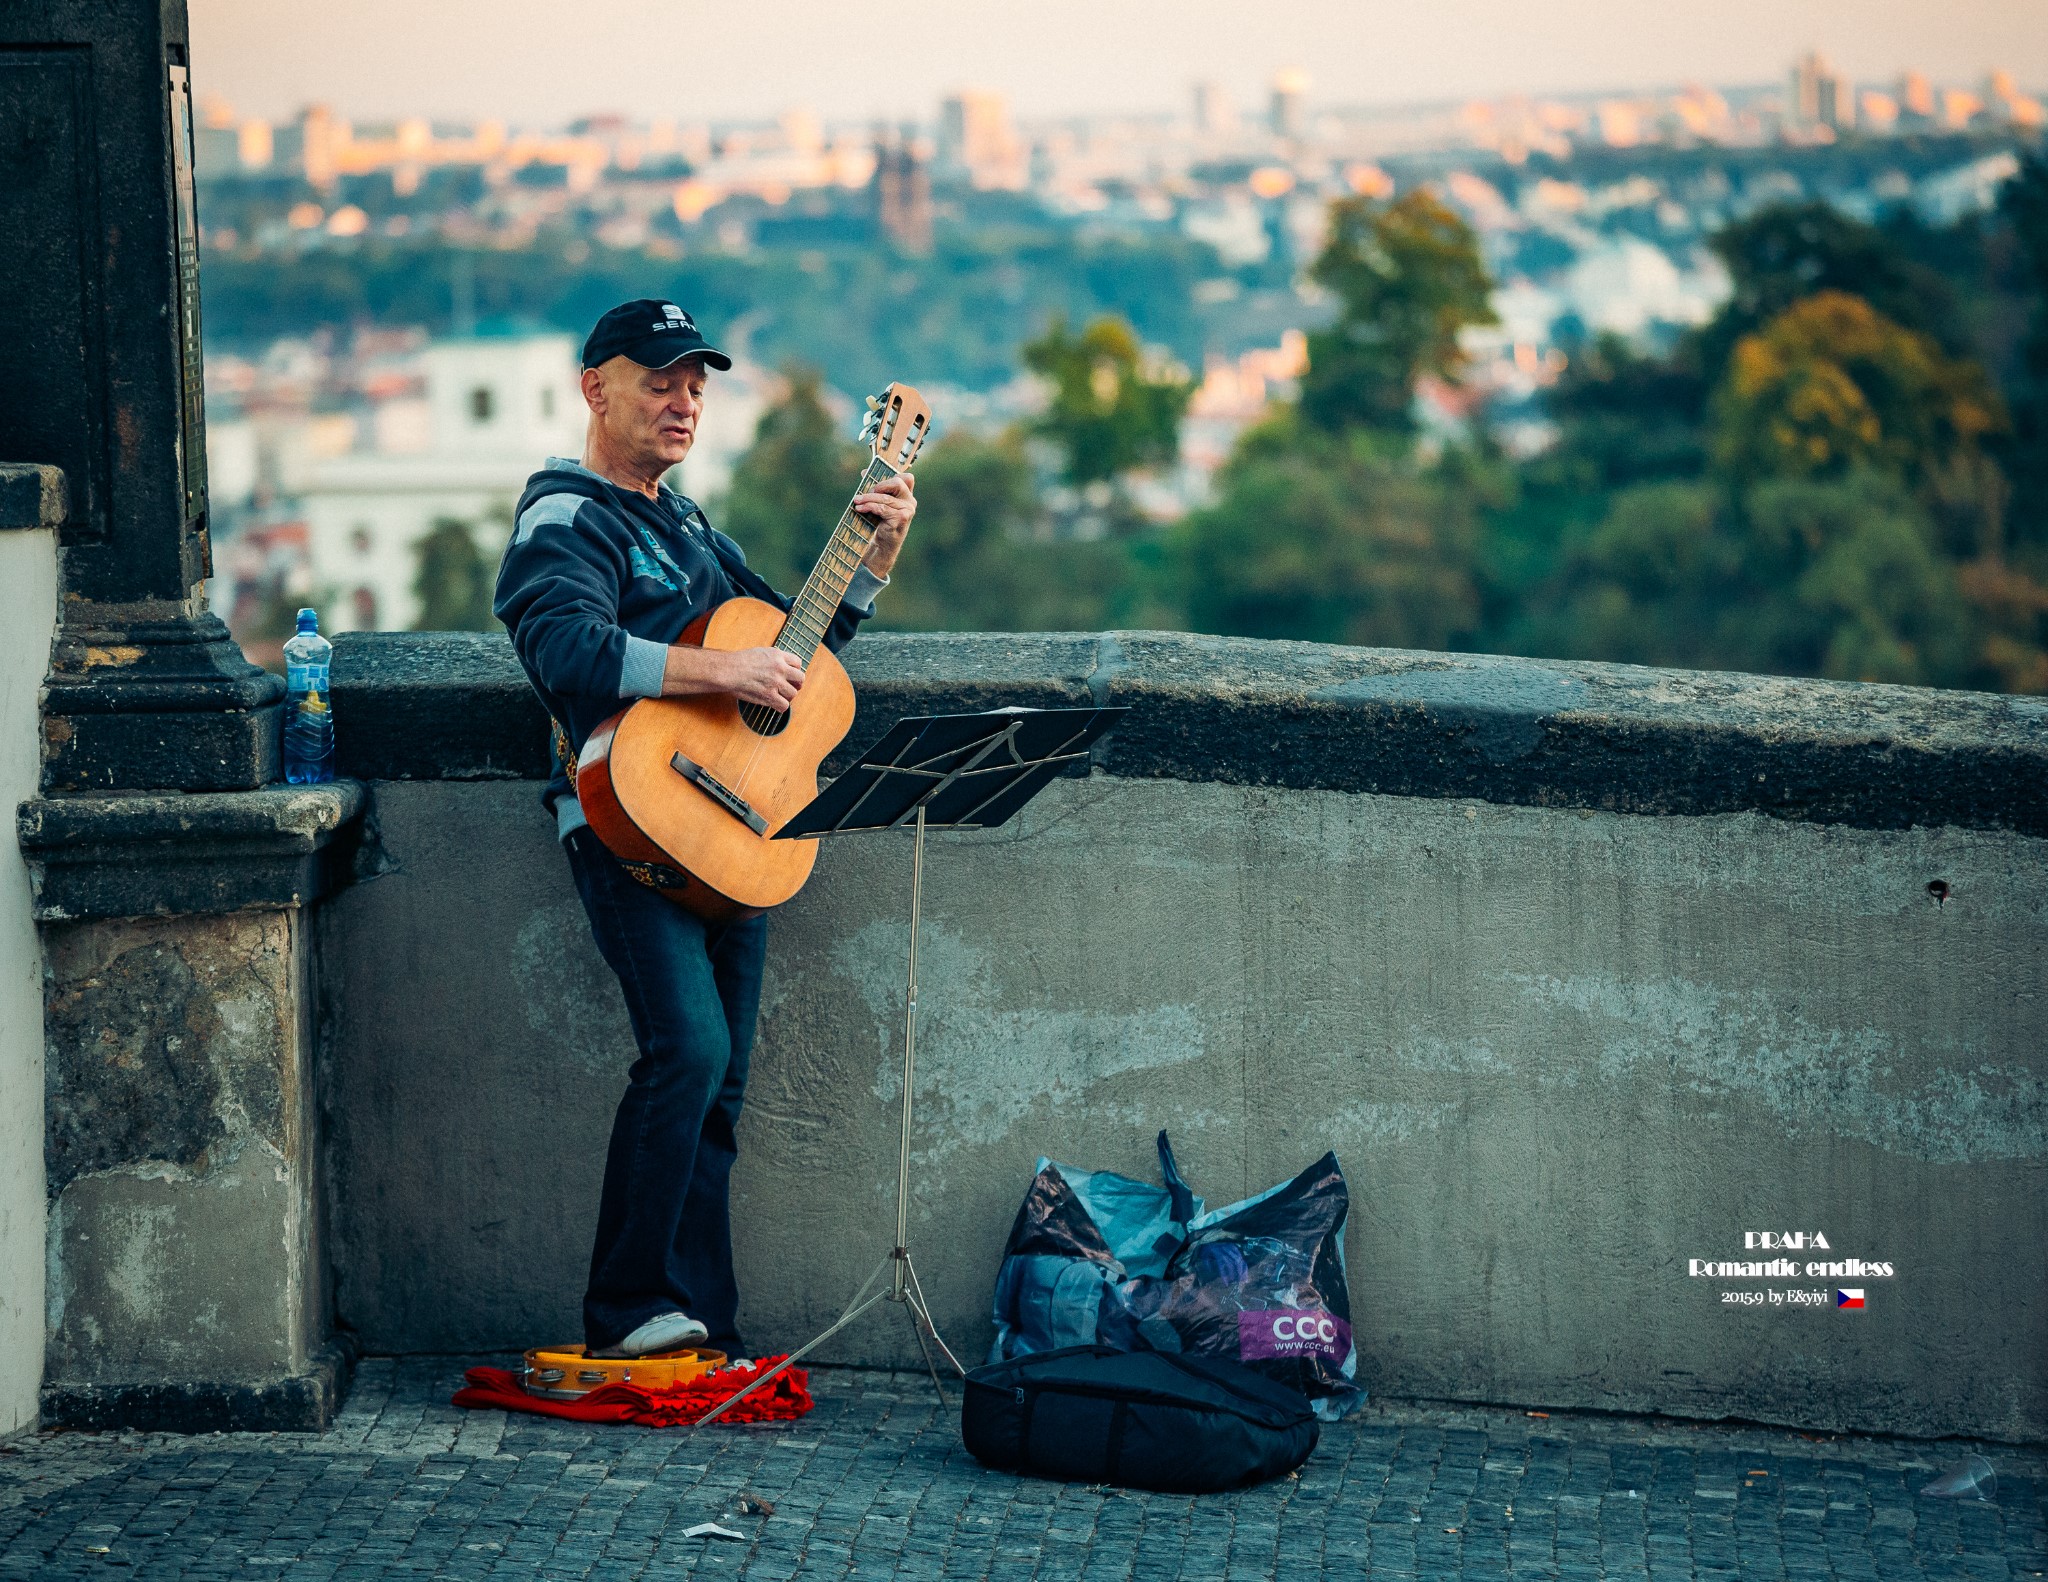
[322,630,2048,1441]
[0,523,56,1432]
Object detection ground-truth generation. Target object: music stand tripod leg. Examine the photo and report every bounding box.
[901,1285,950,1407]
[901,1249,965,1377]
[693,1250,894,1427]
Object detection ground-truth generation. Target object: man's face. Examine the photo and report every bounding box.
[585,355,708,471]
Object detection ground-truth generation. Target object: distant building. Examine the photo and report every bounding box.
[1269,68,1310,140]
[193,95,240,178]
[1789,51,1853,133]
[274,104,348,188]
[872,128,933,254]
[938,90,1025,189]
[1942,88,1984,129]
[299,327,583,632]
[1985,69,2046,128]
[1899,70,1936,123]
[1859,91,1900,133]
[1597,101,1643,148]
[1193,81,1234,136]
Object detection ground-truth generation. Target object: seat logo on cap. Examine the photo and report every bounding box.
[651,303,697,332]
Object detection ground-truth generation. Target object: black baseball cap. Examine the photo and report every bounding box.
[580,299,733,372]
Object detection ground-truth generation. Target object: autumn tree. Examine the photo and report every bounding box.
[1299,189,1497,435]
[1709,291,2005,489]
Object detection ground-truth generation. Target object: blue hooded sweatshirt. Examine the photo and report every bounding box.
[492,456,884,841]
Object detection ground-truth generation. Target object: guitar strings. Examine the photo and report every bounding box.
[729,462,888,799]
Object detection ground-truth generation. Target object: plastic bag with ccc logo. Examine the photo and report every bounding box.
[989,1133,1362,1421]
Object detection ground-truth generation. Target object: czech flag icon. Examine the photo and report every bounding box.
[1836,1289,1865,1309]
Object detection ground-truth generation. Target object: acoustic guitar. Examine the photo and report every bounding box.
[573,383,932,920]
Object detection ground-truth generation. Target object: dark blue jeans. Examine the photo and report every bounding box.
[563,826,767,1354]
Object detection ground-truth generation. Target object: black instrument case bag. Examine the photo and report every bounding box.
[961,1345,1319,1492]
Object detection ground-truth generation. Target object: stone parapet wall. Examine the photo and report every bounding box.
[331,629,2048,833]
[322,632,2048,1441]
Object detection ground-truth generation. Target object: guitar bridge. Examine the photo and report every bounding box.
[671,752,769,836]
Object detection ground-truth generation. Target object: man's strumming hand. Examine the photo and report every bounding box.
[720,647,805,711]
[662,644,804,711]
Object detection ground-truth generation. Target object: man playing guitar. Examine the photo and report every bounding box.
[493,300,916,1359]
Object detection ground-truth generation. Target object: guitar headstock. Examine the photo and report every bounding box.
[858,383,931,470]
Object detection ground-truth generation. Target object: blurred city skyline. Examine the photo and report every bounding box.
[190,0,2047,126]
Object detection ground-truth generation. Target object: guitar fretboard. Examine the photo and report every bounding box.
[736,456,896,735]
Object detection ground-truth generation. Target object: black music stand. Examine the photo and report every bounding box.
[696,705,1125,1425]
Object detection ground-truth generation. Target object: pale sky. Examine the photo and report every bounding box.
[190,0,2047,126]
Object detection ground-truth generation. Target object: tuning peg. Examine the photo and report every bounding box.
[865,394,882,411]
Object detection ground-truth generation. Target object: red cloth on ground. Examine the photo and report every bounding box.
[452,1355,813,1426]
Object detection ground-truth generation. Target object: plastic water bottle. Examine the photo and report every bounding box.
[281,608,335,784]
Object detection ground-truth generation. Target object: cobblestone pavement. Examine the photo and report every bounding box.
[0,1359,2040,1580]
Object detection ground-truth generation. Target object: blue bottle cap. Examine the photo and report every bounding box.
[296,608,318,633]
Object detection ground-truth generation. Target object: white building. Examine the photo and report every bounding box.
[301,329,584,632]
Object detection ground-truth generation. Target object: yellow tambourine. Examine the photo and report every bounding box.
[520,1343,727,1400]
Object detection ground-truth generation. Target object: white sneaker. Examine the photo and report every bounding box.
[595,1312,708,1358]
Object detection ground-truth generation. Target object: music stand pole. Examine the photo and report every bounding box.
[695,707,1123,1427]
[696,804,958,1425]
[893,804,924,1303]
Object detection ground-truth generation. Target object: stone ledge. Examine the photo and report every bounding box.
[332,631,551,780]
[41,1345,354,1433]
[0,463,66,530]
[18,782,368,921]
[330,629,2048,835]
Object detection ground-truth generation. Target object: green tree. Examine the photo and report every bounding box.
[1528,471,1978,687]
[1542,332,1709,488]
[1752,473,1975,685]
[1168,418,1482,650]
[1522,482,1745,669]
[1299,189,1497,436]
[876,429,1030,628]
[1998,152,2048,550]
[716,367,864,593]
[411,516,499,631]
[870,428,1151,633]
[1022,315,1194,487]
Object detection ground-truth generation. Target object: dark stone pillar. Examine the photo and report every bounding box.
[5,2,366,1431]
[0,0,281,791]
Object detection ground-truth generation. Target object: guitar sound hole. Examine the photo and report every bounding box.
[740,703,792,738]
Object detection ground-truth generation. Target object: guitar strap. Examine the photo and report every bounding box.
[551,717,695,899]
[551,718,579,790]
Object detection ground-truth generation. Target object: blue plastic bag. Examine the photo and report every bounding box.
[990,1134,1362,1420]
